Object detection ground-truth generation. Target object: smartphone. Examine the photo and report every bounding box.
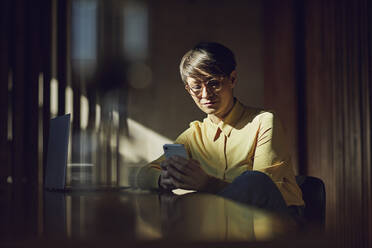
[163,144,188,159]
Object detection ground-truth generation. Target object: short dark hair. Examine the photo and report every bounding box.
[179,42,236,84]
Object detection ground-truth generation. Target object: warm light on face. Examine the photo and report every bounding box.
[185,75,235,122]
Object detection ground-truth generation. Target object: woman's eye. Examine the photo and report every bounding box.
[207,80,219,88]
[191,85,201,90]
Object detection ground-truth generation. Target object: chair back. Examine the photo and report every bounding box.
[295,175,326,227]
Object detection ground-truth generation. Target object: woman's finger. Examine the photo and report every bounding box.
[167,165,186,183]
[160,177,175,190]
[170,176,193,190]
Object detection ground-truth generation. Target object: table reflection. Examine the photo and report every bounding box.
[43,190,296,242]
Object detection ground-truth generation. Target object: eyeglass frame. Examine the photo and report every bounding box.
[184,77,226,97]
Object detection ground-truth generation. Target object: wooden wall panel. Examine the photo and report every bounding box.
[304,0,371,247]
[263,0,301,173]
[264,0,371,247]
[303,0,336,228]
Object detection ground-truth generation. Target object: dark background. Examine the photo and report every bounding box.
[0,0,371,247]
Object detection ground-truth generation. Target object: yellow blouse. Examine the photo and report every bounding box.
[137,100,304,206]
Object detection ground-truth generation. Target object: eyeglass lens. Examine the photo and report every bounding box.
[189,79,222,96]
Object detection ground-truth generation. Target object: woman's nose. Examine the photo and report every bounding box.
[201,85,213,98]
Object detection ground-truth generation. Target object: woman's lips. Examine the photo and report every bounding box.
[202,101,217,107]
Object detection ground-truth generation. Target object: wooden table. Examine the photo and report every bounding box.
[2,188,313,247]
[46,189,297,239]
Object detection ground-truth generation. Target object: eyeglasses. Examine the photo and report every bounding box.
[185,78,224,97]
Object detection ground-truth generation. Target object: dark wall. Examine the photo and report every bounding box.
[122,0,265,168]
[0,0,266,232]
[0,0,52,236]
[304,1,371,247]
[264,0,372,247]
[263,0,300,172]
[2,0,371,246]
[129,0,264,140]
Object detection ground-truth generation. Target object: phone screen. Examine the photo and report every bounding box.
[163,144,188,159]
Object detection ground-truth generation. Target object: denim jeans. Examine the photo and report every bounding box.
[218,170,290,215]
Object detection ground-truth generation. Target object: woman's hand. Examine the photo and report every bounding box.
[165,156,212,191]
[159,160,177,191]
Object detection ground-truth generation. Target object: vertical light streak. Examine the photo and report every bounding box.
[66,195,72,238]
[7,69,13,141]
[38,73,44,107]
[50,78,59,117]
[37,73,44,236]
[95,104,101,131]
[80,95,89,130]
[65,86,73,186]
[112,109,119,127]
[65,86,74,118]
[111,110,119,184]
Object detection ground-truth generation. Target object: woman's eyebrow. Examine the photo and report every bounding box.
[194,76,217,84]
[188,80,203,85]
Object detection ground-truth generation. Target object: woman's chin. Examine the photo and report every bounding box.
[200,107,218,115]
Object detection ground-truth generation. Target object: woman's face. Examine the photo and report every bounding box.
[185,71,237,122]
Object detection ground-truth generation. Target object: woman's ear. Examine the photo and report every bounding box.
[229,70,237,88]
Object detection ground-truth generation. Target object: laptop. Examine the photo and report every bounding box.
[44,114,128,192]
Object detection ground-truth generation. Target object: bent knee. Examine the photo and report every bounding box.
[240,170,272,180]
[234,170,275,187]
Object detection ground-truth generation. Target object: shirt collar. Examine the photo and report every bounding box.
[207,98,245,139]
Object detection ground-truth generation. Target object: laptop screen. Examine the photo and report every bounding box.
[44,114,71,190]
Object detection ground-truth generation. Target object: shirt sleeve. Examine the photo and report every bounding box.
[136,127,191,189]
[252,112,293,183]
